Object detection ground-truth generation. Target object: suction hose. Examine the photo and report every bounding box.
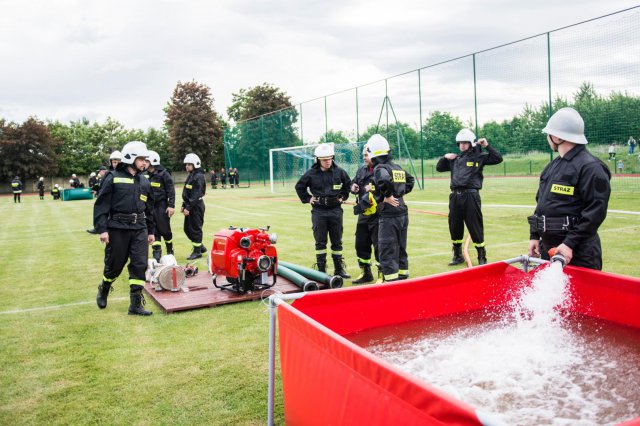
[278,260,343,289]
[276,264,319,292]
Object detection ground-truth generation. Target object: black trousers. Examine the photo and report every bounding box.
[378,214,409,277]
[14,193,21,203]
[540,233,603,270]
[449,192,484,245]
[355,217,379,262]
[153,205,173,242]
[184,202,205,244]
[312,208,343,253]
[102,227,148,285]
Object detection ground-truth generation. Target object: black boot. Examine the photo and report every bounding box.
[152,245,162,263]
[187,245,202,260]
[128,286,152,316]
[352,262,374,284]
[200,244,207,254]
[448,244,464,266]
[314,254,327,273]
[86,228,98,234]
[166,242,174,255]
[96,281,112,309]
[332,256,351,279]
[477,247,487,265]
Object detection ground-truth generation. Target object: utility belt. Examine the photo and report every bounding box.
[528,214,578,233]
[451,188,478,195]
[112,213,146,224]
[315,196,341,207]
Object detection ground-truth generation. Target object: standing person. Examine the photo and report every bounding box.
[617,159,624,174]
[210,170,218,189]
[93,141,155,316]
[87,167,109,234]
[295,143,351,278]
[146,151,176,262]
[233,168,240,188]
[608,143,616,161]
[436,129,503,266]
[220,168,227,189]
[365,134,415,282]
[11,176,23,203]
[228,167,235,188]
[528,107,611,270]
[109,150,122,171]
[182,153,207,260]
[51,183,61,200]
[70,174,81,188]
[88,172,98,195]
[350,146,379,284]
[37,177,45,200]
[628,136,637,155]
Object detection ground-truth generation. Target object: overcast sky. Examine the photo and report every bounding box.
[1,0,638,131]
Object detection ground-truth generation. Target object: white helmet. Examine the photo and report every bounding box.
[542,107,588,145]
[120,141,149,165]
[456,129,477,147]
[72,173,77,178]
[54,183,59,188]
[147,150,161,166]
[39,177,44,181]
[314,143,334,159]
[90,172,96,177]
[109,150,122,160]
[69,179,74,184]
[183,153,201,168]
[365,134,390,158]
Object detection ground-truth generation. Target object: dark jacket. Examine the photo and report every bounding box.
[436,145,503,190]
[295,161,350,210]
[93,165,155,234]
[351,164,378,221]
[11,178,23,193]
[182,168,206,211]
[148,165,175,209]
[371,156,415,217]
[530,144,611,249]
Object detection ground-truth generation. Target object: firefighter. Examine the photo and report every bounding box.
[87,167,110,234]
[182,153,207,260]
[365,134,415,282]
[350,146,379,284]
[11,176,23,203]
[233,168,240,188]
[37,177,45,200]
[109,150,122,171]
[228,167,236,188]
[436,129,503,266]
[528,107,611,270]
[93,141,155,316]
[51,183,61,200]
[210,170,218,189]
[295,143,351,278]
[220,168,227,189]
[70,174,81,188]
[88,172,98,196]
[146,150,176,262]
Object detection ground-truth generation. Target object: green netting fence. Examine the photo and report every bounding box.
[224,6,640,192]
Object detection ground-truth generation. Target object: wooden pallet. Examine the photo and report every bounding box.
[144,272,303,314]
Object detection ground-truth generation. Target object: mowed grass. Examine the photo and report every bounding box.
[1,178,639,425]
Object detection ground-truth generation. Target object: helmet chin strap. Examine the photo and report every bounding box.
[548,135,565,151]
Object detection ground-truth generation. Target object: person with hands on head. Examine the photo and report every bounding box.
[295,143,351,278]
[182,153,207,260]
[436,129,503,266]
[528,107,611,270]
[93,141,155,316]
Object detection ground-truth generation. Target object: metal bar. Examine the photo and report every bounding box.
[547,31,554,163]
[355,87,360,142]
[418,68,424,190]
[473,53,478,136]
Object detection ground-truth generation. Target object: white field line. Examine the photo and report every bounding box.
[407,201,640,215]
[0,297,128,315]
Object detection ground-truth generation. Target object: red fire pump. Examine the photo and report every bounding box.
[209,226,278,294]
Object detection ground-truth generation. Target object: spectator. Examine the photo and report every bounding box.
[617,159,624,174]
[628,136,637,155]
[608,143,616,161]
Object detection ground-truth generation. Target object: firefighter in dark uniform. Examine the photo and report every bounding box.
[109,150,122,171]
[528,107,611,270]
[37,177,45,200]
[365,134,415,282]
[350,146,379,284]
[210,170,218,189]
[220,168,227,189]
[88,172,98,197]
[233,168,240,187]
[228,168,236,188]
[183,153,207,260]
[436,129,503,266]
[146,150,176,262]
[94,141,155,316]
[11,176,23,203]
[295,143,351,278]
[51,184,61,200]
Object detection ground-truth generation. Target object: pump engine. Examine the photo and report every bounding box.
[209,226,278,294]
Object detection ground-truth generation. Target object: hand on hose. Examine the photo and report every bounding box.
[100,232,109,245]
[555,243,573,265]
[528,239,540,257]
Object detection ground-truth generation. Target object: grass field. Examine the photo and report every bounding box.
[1,179,639,425]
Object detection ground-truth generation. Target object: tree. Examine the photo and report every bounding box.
[0,117,61,180]
[319,130,351,145]
[165,81,224,171]
[421,111,464,159]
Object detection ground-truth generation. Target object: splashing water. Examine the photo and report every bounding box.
[353,263,640,425]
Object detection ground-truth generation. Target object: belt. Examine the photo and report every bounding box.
[528,215,578,233]
[316,196,341,207]
[112,213,146,224]
[451,188,478,195]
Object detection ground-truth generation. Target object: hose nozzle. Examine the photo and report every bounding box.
[548,247,567,268]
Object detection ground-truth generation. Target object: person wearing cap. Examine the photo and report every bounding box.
[37,177,45,200]
[93,141,155,316]
[146,150,176,262]
[436,129,503,266]
[11,176,23,203]
[528,107,611,270]
[295,143,351,278]
[182,153,207,260]
[365,134,415,282]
